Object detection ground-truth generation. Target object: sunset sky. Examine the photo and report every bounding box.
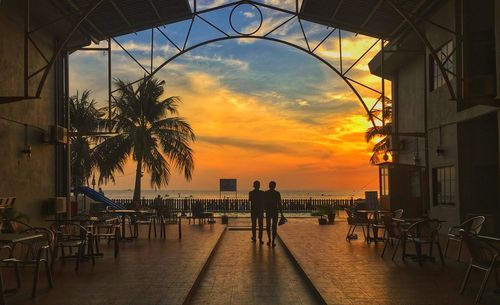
[69,0,387,196]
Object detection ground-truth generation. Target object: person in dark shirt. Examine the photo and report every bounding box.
[265,181,283,247]
[249,180,265,244]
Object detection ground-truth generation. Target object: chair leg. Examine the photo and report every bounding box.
[476,268,493,303]
[381,238,389,258]
[460,263,473,294]
[436,241,445,266]
[457,240,463,262]
[32,260,41,298]
[414,241,423,266]
[444,237,450,257]
[44,249,53,288]
[392,239,401,261]
[76,245,83,271]
[153,218,157,237]
[14,262,21,289]
[148,223,152,239]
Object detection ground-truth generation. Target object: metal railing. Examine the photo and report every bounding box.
[111,198,354,213]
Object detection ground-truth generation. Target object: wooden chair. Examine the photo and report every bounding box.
[459,231,500,303]
[445,216,486,261]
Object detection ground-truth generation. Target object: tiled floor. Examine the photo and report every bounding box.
[5,222,225,305]
[187,229,322,305]
[279,217,500,305]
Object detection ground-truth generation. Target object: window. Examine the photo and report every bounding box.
[433,166,456,205]
[380,167,389,196]
[430,40,455,91]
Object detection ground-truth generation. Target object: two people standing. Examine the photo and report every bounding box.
[249,180,283,247]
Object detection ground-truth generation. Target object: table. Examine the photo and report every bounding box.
[0,233,44,305]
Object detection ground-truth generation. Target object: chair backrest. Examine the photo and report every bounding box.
[50,222,90,241]
[393,209,403,219]
[14,227,53,261]
[406,219,442,240]
[460,231,499,268]
[383,215,402,238]
[460,216,486,235]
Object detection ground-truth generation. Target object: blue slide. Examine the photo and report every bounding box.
[76,186,125,210]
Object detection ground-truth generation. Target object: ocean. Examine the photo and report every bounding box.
[103,189,368,200]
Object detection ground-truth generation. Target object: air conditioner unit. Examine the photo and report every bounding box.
[49,125,68,144]
[48,197,67,214]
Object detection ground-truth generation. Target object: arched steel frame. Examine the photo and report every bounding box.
[1,0,461,121]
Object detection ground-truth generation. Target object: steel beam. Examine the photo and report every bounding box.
[35,0,107,98]
[386,0,457,101]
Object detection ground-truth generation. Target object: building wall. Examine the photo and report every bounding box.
[0,1,60,226]
[380,0,500,232]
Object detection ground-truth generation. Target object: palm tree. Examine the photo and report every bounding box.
[69,90,104,186]
[365,102,392,165]
[95,77,195,202]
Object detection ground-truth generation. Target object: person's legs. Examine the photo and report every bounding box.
[251,210,257,241]
[266,213,272,245]
[257,210,264,243]
[271,212,278,247]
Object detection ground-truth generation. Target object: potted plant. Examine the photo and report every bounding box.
[0,208,30,233]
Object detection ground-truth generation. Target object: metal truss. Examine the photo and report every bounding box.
[0,0,462,127]
[103,0,392,128]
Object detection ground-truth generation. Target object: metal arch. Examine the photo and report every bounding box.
[35,0,107,97]
[385,0,457,101]
[128,35,378,128]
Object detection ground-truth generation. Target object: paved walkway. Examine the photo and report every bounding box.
[8,223,225,305]
[279,217,500,305]
[187,229,322,305]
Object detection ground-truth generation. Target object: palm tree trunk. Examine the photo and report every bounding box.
[133,156,143,203]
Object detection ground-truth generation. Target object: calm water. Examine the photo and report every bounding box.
[104,189,367,200]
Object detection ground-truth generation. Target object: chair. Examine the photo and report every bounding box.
[131,212,155,239]
[370,211,394,243]
[393,209,404,219]
[402,219,445,266]
[157,207,179,239]
[345,209,368,242]
[93,215,120,258]
[50,222,94,271]
[459,231,500,303]
[1,226,54,298]
[445,216,486,261]
[381,216,404,260]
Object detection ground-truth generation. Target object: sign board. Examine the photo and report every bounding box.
[220,179,237,192]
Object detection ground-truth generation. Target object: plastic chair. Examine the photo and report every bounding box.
[445,216,486,261]
[459,231,500,303]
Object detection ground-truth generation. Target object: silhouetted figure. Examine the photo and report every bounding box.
[98,187,104,196]
[265,181,283,247]
[153,194,162,207]
[249,180,265,244]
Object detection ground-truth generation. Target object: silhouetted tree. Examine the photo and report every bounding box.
[94,77,195,202]
[366,102,392,165]
[69,90,105,186]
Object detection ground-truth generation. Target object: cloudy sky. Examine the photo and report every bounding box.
[69,0,386,195]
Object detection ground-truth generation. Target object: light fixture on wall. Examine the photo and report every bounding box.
[21,124,32,158]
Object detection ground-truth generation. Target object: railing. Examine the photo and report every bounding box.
[111,198,354,213]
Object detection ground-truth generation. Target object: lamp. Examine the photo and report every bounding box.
[22,124,31,158]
